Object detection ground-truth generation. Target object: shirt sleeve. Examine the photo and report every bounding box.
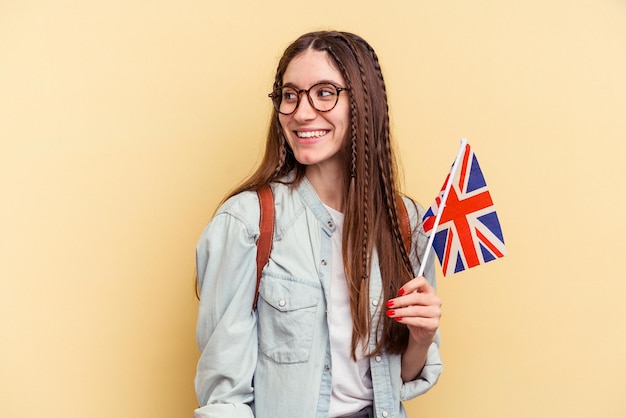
[194,206,259,418]
[399,334,443,400]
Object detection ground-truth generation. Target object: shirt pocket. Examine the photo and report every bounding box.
[257,273,319,364]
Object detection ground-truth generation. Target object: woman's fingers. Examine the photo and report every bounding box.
[388,277,439,308]
[386,276,442,331]
[397,276,433,297]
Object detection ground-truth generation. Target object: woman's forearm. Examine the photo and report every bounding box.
[400,336,433,382]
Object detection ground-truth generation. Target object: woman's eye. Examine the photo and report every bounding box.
[282,91,297,101]
[316,86,337,99]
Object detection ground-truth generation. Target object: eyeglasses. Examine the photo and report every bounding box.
[268,82,349,115]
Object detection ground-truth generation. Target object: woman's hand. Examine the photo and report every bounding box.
[387,276,442,381]
[386,276,442,346]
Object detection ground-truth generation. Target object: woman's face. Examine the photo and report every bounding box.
[278,49,350,175]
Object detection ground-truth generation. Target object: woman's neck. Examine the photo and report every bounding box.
[305,165,345,212]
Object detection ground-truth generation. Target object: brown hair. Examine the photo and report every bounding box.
[226,31,414,357]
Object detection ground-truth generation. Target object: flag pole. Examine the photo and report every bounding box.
[417,138,468,277]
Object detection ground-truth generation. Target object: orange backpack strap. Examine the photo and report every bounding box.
[254,185,274,310]
[397,195,412,256]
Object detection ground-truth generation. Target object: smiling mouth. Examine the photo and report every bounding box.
[296,130,328,138]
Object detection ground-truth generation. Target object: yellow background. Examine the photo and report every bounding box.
[1,1,625,417]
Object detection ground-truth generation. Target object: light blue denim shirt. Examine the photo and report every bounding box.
[195,177,442,418]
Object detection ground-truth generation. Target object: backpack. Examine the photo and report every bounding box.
[253,185,412,310]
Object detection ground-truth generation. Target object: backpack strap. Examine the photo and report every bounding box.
[254,185,274,310]
[397,195,412,256]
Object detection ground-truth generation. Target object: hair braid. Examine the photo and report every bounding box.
[350,40,372,281]
[363,42,413,276]
[273,131,287,178]
[335,41,370,259]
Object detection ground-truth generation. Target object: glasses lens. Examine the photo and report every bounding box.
[309,83,339,112]
[270,87,298,115]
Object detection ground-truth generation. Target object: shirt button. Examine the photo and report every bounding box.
[375,355,382,362]
[321,259,327,266]
[324,364,330,372]
[327,221,334,228]
[278,300,286,307]
[372,299,379,307]
[382,411,389,417]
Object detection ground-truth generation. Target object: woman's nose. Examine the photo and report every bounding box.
[292,94,317,121]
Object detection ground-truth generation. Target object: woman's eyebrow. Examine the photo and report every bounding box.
[281,79,341,89]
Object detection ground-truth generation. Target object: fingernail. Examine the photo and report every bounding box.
[386,300,394,308]
[398,288,405,296]
[394,317,403,322]
[386,310,395,317]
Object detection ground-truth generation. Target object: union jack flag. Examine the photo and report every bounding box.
[423,142,506,276]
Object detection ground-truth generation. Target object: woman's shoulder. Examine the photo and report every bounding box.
[215,182,300,227]
[215,190,261,228]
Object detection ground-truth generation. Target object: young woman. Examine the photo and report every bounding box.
[194,31,442,418]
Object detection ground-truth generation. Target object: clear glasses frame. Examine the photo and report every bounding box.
[268,82,349,115]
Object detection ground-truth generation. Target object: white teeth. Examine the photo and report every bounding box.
[296,130,327,138]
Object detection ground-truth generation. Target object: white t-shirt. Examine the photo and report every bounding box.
[325,205,374,417]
